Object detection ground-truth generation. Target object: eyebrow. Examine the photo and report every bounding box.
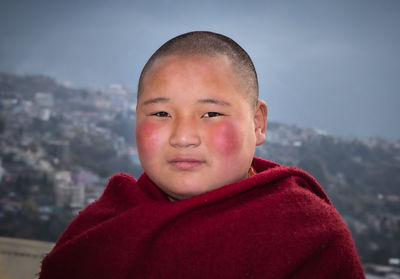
[141,97,232,106]
[142,97,170,106]
[197,98,231,106]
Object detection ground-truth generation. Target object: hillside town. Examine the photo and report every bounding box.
[0,72,399,278]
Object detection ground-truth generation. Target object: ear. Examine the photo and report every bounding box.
[253,100,268,146]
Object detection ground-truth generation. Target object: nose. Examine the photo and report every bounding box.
[169,116,201,148]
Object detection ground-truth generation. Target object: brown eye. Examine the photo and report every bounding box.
[202,112,224,118]
[152,111,171,117]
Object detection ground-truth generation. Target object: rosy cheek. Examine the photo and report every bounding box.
[136,120,163,155]
[209,120,241,156]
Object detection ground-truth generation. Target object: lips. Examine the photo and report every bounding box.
[168,157,205,170]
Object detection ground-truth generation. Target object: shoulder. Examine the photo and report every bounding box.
[251,157,330,203]
[250,159,364,277]
[54,173,140,246]
[250,157,351,241]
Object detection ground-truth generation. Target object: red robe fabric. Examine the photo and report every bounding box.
[40,157,365,279]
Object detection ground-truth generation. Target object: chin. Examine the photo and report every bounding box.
[169,185,215,200]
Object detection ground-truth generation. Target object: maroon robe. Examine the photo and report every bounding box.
[40,157,365,278]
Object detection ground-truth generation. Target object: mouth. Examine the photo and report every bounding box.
[167,157,205,170]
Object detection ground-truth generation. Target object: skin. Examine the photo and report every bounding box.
[136,54,267,200]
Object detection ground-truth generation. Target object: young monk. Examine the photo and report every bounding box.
[40,31,365,278]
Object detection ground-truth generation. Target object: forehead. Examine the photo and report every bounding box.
[139,54,249,103]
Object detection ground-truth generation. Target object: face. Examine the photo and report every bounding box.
[136,54,267,200]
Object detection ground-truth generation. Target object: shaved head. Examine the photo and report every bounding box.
[138,31,259,107]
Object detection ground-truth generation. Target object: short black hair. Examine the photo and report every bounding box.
[137,31,259,107]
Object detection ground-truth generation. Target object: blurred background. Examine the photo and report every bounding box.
[0,0,399,278]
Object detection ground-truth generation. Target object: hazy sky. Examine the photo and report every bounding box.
[1,0,399,140]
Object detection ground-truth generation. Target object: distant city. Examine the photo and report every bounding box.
[0,72,399,278]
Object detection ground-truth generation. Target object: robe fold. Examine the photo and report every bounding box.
[39,157,365,279]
